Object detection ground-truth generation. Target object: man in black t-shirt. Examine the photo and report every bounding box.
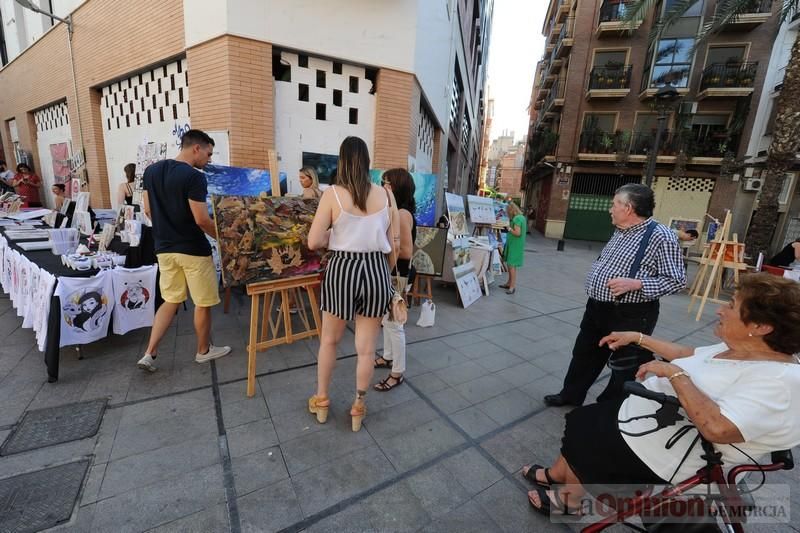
[137,129,231,372]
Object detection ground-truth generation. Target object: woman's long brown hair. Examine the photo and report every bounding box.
[336,137,371,211]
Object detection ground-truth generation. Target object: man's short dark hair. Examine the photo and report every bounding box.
[615,183,655,218]
[686,229,699,239]
[180,129,215,149]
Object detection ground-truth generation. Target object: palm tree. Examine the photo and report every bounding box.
[626,0,800,259]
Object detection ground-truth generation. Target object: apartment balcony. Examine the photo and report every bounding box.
[548,57,564,75]
[698,62,758,99]
[719,0,772,31]
[578,130,737,164]
[586,65,632,99]
[528,129,559,164]
[597,1,642,37]
[556,0,570,23]
[555,17,575,58]
[543,79,565,118]
[548,22,563,45]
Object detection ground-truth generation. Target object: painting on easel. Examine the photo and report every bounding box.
[212,195,322,287]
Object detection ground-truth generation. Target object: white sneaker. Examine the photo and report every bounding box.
[195,344,232,363]
[137,354,157,372]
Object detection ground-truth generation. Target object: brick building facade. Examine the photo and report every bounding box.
[0,0,492,209]
[523,0,778,244]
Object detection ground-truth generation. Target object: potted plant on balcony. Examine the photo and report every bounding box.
[600,132,615,153]
[614,130,632,168]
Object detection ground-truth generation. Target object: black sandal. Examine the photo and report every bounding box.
[523,464,555,487]
[527,486,576,517]
[374,356,392,369]
[374,374,404,392]
[499,283,510,289]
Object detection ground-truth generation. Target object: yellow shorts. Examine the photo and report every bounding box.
[157,253,220,307]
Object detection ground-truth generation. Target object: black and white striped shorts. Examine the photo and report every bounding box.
[321,250,392,320]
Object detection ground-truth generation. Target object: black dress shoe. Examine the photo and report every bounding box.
[543,393,579,407]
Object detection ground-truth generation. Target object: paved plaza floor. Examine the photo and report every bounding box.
[0,231,797,532]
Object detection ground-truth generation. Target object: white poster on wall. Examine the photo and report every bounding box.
[207,131,230,167]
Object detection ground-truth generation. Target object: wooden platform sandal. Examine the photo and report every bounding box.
[308,395,330,423]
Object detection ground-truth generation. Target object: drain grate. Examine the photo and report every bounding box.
[0,459,89,533]
[1,399,107,456]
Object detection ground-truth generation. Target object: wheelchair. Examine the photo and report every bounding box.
[582,382,795,533]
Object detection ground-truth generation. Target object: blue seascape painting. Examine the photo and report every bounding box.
[204,164,287,198]
[370,169,437,227]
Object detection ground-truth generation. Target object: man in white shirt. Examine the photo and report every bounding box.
[0,161,14,193]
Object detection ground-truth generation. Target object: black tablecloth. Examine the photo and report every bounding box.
[1,224,157,382]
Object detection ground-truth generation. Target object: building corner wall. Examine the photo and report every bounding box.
[373,68,415,170]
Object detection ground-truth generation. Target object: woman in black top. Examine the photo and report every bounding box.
[374,168,416,391]
[117,163,136,206]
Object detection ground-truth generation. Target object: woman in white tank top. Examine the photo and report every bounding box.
[307,137,399,432]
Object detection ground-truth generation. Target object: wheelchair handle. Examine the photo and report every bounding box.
[624,381,681,407]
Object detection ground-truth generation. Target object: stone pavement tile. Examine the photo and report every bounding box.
[281,421,376,475]
[91,463,226,533]
[480,430,538,474]
[408,371,449,395]
[359,478,433,531]
[100,437,219,499]
[474,349,525,373]
[450,406,500,439]
[232,445,289,497]
[427,387,472,414]
[417,348,470,372]
[221,395,269,430]
[262,380,317,415]
[417,498,503,533]
[79,367,135,404]
[475,477,565,532]
[0,437,95,478]
[434,360,487,387]
[215,349,289,383]
[530,350,571,375]
[442,332,487,349]
[457,340,507,360]
[362,397,439,440]
[238,477,304,533]
[494,361,548,388]
[167,361,214,395]
[453,373,514,405]
[512,406,568,442]
[518,374,563,409]
[52,502,96,533]
[147,502,229,533]
[364,378,420,414]
[81,462,106,507]
[226,418,279,459]
[109,406,218,461]
[441,446,505,496]
[304,501,372,533]
[26,372,90,410]
[271,404,336,443]
[291,445,396,516]
[405,463,471,519]
[91,407,122,465]
[476,388,538,426]
[378,417,466,472]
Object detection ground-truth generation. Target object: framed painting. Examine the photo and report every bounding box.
[212,195,322,287]
[445,192,469,236]
[370,170,438,227]
[411,226,447,277]
[467,195,495,224]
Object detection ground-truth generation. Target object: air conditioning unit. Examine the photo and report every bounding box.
[680,101,698,115]
[744,177,763,191]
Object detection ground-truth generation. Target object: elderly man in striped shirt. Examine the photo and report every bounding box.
[545,183,686,407]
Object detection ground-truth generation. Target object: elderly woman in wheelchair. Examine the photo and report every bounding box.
[523,274,800,521]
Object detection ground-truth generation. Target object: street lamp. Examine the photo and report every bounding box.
[15,0,73,34]
[644,81,680,187]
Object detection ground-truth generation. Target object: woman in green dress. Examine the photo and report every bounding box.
[500,202,526,295]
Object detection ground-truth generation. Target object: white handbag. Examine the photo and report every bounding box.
[416,299,436,327]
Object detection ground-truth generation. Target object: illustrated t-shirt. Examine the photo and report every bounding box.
[55,271,113,347]
[21,263,40,329]
[112,265,158,335]
[143,159,211,256]
[34,271,56,352]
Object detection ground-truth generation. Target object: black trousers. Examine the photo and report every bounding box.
[559,298,660,405]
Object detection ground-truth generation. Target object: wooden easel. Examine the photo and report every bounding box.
[246,274,321,397]
[408,274,433,306]
[224,149,281,314]
[687,212,748,321]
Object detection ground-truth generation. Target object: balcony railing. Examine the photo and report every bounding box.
[719,0,772,15]
[699,62,758,91]
[599,1,633,22]
[579,130,738,158]
[588,65,633,90]
[558,16,574,43]
[543,78,565,112]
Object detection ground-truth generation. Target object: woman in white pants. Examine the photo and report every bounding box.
[373,168,416,391]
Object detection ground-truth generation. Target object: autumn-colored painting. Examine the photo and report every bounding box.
[212,195,322,286]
